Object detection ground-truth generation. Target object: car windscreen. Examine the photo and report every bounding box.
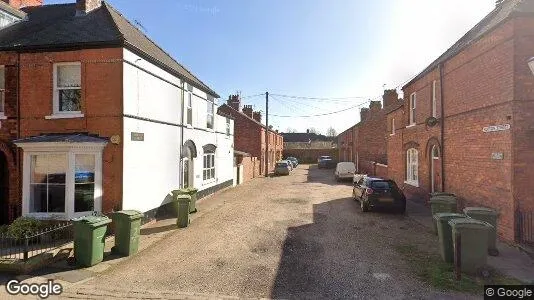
[370,181,393,189]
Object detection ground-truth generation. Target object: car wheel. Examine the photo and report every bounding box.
[361,199,369,212]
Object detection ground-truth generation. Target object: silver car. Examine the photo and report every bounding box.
[275,161,291,175]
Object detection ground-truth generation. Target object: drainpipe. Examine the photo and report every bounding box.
[180,80,185,188]
[439,63,446,191]
[16,52,21,219]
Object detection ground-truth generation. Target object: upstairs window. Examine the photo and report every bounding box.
[207,101,214,129]
[391,118,395,135]
[406,148,419,186]
[226,118,231,135]
[54,63,81,114]
[0,66,5,116]
[186,92,193,126]
[409,93,416,125]
[432,80,437,118]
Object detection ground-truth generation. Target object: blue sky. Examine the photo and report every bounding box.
[48,0,495,134]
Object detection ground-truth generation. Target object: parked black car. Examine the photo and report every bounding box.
[317,156,336,169]
[353,177,406,213]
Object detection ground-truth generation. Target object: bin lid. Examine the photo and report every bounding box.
[114,210,143,220]
[430,197,456,204]
[463,207,498,216]
[176,194,191,202]
[430,192,456,197]
[448,218,493,229]
[433,213,466,221]
[72,215,111,227]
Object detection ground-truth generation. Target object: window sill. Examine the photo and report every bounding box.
[0,114,7,120]
[45,113,84,120]
[406,124,416,129]
[186,124,193,129]
[389,133,395,136]
[203,179,216,185]
[404,180,419,187]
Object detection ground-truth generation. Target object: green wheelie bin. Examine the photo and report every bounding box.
[430,196,458,234]
[463,207,499,256]
[172,188,198,213]
[449,218,493,274]
[434,213,467,263]
[176,195,191,228]
[111,210,143,256]
[73,215,112,267]
[430,192,456,198]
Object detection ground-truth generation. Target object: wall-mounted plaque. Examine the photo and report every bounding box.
[131,132,144,141]
[483,124,510,133]
[491,152,504,160]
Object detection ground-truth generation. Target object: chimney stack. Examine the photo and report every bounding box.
[382,89,399,108]
[252,111,262,123]
[227,94,241,111]
[76,0,102,15]
[242,105,254,118]
[360,108,370,122]
[369,100,382,113]
[495,0,504,7]
[2,0,42,9]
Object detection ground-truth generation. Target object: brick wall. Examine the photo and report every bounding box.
[283,148,338,164]
[238,155,259,183]
[18,48,124,214]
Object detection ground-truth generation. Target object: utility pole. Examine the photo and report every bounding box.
[265,91,269,176]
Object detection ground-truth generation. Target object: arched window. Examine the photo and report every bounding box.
[432,145,440,159]
[406,148,419,186]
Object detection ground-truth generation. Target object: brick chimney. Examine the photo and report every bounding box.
[369,100,382,113]
[242,105,254,118]
[360,108,370,122]
[252,111,262,123]
[227,94,241,111]
[495,0,504,7]
[2,0,42,9]
[382,89,399,108]
[76,0,102,15]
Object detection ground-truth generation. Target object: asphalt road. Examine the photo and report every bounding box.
[59,165,473,300]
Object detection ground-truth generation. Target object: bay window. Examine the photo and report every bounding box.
[16,139,106,220]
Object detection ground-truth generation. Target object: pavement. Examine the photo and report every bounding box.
[0,165,520,299]
[406,200,534,284]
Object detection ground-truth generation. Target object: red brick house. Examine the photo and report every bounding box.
[218,95,283,175]
[387,0,534,241]
[337,89,401,175]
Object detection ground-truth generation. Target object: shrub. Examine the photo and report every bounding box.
[0,224,8,235]
[7,217,44,239]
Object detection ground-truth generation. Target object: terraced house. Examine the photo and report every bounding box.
[387,0,534,241]
[0,0,234,223]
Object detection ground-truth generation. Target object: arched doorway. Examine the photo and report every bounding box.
[181,140,197,188]
[430,145,442,193]
[0,151,8,225]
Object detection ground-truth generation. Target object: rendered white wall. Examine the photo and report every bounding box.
[122,49,234,213]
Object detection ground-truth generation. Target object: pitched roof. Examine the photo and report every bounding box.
[404,0,534,89]
[0,2,219,97]
[0,1,26,18]
[281,132,335,143]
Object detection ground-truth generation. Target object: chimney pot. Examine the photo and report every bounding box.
[76,0,102,15]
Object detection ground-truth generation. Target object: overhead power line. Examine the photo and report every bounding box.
[268,97,378,118]
[270,93,370,101]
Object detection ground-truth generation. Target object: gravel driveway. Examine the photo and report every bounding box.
[61,165,473,299]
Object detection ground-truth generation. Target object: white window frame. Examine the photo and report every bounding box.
[186,92,193,127]
[226,118,231,135]
[207,101,214,129]
[409,92,416,125]
[48,62,84,119]
[0,65,5,119]
[203,151,216,183]
[390,117,395,135]
[405,148,419,187]
[432,81,437,118]
[17,143,105,220]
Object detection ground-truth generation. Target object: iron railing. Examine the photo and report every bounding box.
[0,222,73,261]
[516,210,534,246]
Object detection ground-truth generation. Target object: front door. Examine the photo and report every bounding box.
[0,152,8,225]
[431,146,442,193]
[182,158,194,188]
